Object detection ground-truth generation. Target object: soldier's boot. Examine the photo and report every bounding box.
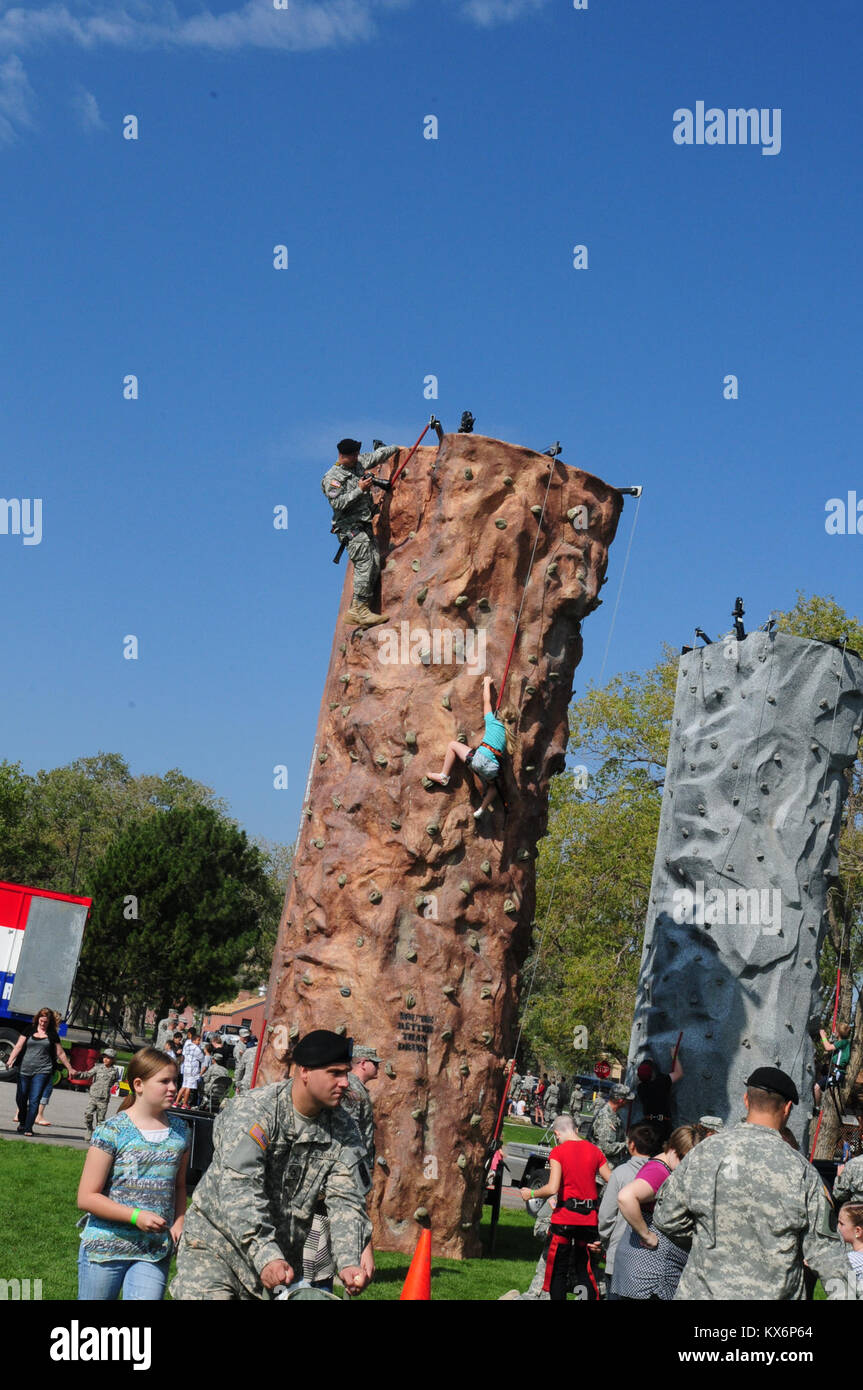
[346,602,388,628]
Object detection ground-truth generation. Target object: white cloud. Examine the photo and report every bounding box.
[71,82,104,130]
[0,2,380,55]
[0,52,36,143]
[458,0,550,27]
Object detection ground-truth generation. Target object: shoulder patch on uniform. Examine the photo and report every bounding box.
[329,481,343,490]
[249,1123,268,1151]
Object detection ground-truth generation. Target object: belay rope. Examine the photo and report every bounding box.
[488,489,643,1149]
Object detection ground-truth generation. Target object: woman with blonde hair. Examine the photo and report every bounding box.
[612,1124,702,1300]
[76,1047,190,1300]
[426,674,514,818]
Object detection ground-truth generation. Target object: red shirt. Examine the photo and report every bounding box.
[549,1139,606,1226]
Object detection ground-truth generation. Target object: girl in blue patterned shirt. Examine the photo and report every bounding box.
[76,1047,190,1300]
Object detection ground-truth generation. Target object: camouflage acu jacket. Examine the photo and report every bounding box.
[183,1080,371,1291]
[340,1072,375,1166]
[321,446,398,534]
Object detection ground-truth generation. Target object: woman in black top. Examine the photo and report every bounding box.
[7,1006,73,1135]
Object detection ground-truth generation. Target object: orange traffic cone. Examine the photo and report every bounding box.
[399,1227,432,1300]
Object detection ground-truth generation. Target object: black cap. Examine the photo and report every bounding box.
[746,1067,799,1104]
[337,438,362,456]
[292,1030,353,1068]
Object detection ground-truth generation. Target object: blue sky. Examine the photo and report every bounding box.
[1,0,861,848]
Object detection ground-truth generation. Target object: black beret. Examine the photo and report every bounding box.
[292,1030,353,1068]
[337,438,362,455]
[746,1067,799,1104]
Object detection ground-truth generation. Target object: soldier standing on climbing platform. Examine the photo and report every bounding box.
[322,438,400,629]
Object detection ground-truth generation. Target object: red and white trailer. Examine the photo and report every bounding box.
[0,880,92,1068]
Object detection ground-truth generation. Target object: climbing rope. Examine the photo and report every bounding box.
[489,492,644,1144]
[388,420,433,488]
[494,456,557,714]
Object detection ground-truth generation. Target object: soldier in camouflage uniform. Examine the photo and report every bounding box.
[233,1042,257,1095]
[73,1048,120,1137]
[172,1030,371,1300]
[590,1084,633,1168]
[654,1066,861,1300]
[304,1043,381,1289]
[322,438,399,629]
[201,1053,232,1112]
[544,1079,561,1123]
[834,1152,863,1207]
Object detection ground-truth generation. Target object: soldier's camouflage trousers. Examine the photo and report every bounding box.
[84,1099,108,1134]
[345,526,380,603]
[172,1209,266,1301]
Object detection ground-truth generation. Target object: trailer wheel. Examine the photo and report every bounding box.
[0,1027,21,1074]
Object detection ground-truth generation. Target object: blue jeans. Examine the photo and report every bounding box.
[77,1245,171,1301]
[16,1072,52,1132]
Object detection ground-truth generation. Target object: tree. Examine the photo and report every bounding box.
[0,761,55,884]
[78,805,281,1028]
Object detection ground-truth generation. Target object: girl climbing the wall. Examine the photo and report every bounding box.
[426,674,510,818]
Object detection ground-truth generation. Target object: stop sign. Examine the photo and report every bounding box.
[594,1060,611,1079]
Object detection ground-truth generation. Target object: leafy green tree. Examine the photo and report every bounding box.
[78,805,281,1028]
[0,761,55,884]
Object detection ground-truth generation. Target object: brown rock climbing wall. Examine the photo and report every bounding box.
[260,432,623,1257]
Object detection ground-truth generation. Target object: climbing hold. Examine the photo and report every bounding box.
[337,873,347,887]
[349,752,359,762]
[421,777,435,789]
[547,562,558,576]
[356,935,365,947]
[459,880,471,896]
[480,860,491,876]
[385,1062,396,1078]
[549,671,559,680]
[414,1207,429,1220]
[530,504,542,517]
[481,1030,493,1045]
[416,586,428,604]
[819,699,829,709]
[459,1063,470,1076]
[302,972,312,985]
[525,685,537,696]
[289,1023,299,1040]
[329,701,339,711]
[411,1108,424,1120]
[340,987,351,998]
[318,753,328,764]
[426,823,440,836]
[455,595,469,607]
[495,518,507,529]
[405,993,416,1008]
[457,729,468,743]
[411,559,420,572]
[464,467,473,480]
[376,1156,388,1169]
[469,1114,482,1127]
[339,674,350,684]
[467,933,480,951]
[477,597,490,611]
[503,899,517,914]
[375,755,388,768]
[420,650,431,666]
[390,819,401,830]
[442,695,451,710]
[441,1027,453,1041]
[442,984,456,997]
[811,743,819,752]
[406,947,418,962]
[682,829,690,838]
[312,838,324,849]
[516,848,532,861]
[408,531,415,540]
[766,694,776,704]
[528,654,538,665]
[332,796,342,809]
[369,889,383,903]
[760,783,769,794]
[710,740,718,749]
[415,893,427,909]
[525,764,535,772]
[503,475,514,485]
[341,706,350,717]
[405,731,417,747]
[339,642,346,654]
[697,805,706,816]
[456,1154,467,1169]
[480,987,493,1000]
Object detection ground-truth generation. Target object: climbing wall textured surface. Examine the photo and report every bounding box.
[628,631,863,1143]
[260,432,623,1256]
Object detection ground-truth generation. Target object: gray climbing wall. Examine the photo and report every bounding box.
[628,630,863,1141]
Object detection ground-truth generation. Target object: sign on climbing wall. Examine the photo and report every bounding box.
[397,1011,434,1053]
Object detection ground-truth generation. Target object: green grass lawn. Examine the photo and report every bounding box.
[0,1138,538,1301]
